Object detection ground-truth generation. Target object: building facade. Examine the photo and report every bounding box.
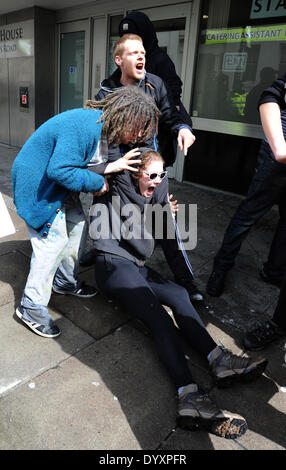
[0,0,285,194]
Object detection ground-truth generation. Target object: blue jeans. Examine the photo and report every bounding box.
[20,194,87,326]
[213,141,286,281]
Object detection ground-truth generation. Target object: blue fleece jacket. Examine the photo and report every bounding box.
[11,108,105,236]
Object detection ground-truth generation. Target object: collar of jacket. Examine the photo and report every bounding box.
[99,69,150,93]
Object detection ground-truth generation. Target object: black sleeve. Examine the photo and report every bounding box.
[155,78,190,137]
[258,74,286,110]
[88,163,109,175]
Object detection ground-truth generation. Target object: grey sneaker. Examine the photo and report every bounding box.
[16,307,61,338]
[177,384,247,439]
[52,282,97,298]
[209,346,268,388]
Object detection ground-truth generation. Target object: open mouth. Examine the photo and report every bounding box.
[136,63,144,72]
[146,186,155,196]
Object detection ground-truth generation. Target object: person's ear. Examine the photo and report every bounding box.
[114,55,122,67]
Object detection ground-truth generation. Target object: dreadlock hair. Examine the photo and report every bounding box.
[133,148,165,180]
[85,86,160,145]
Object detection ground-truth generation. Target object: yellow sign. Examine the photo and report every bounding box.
[206,25,286,44]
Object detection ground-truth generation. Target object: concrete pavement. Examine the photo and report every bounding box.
[0,143,285,451]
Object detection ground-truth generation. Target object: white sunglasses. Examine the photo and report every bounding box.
[142,170,167,180]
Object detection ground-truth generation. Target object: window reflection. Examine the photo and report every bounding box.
[192,0,285,124]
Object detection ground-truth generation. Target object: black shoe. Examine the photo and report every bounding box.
[79,250,97,267]
[259,268,282,288]
[183,280,204,302]
[52,282,97,298]
[206,270,226,297]
[243,320,285,351]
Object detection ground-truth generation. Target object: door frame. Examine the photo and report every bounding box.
[57,19,91,113]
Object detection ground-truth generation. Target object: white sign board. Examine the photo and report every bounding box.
[223,52,248,72]
[0,19,34,59]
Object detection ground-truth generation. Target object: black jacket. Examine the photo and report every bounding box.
[95,70,190,166]
[89,169,176,267]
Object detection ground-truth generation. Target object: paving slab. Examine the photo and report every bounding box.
[0,251,30,306]
[169,180,240,212]
[50,267,131,339]
[0,324,175,450]
[0,301,94,397]
[215,375,286,450]
[175,317,286,450]
[193,261,277,332]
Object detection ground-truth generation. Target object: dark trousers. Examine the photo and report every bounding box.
[272,272,286,332]
[213,141,286,281]
[94,255,216,389]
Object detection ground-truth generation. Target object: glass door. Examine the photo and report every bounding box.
[58,20,90,112]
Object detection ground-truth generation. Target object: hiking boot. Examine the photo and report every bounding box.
[177,384,247,439]
[206,270,226,297]
[52,282,97,298]
[79,249,97,267]
[243,320,285,351]
[16,306,61,338]
[259,268,282,288]
[209,345,267,388]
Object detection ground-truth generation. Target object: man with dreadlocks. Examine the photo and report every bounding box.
[81,33,203,303]
[12,86,159,339]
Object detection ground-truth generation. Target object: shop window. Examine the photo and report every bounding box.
[192,0,286,124]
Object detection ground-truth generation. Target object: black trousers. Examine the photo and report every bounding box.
[94,254,216,389]
[213,141,286,282]
[272,272,286,332]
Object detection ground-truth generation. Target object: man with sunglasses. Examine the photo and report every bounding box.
[81,34,203,302]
